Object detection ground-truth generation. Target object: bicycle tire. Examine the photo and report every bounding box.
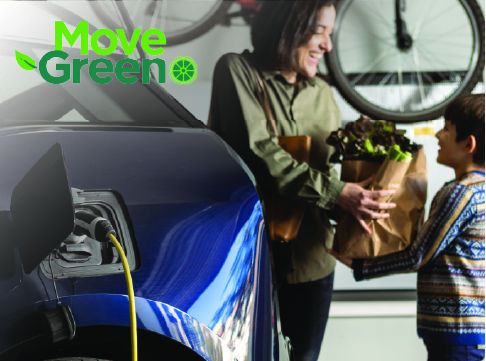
[89,0,233,47]
[164,0,233,46]
[325,0,485,123]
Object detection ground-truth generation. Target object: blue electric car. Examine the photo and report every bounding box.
[0,2,287,360]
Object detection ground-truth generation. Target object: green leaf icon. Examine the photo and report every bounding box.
[15,50,37,70]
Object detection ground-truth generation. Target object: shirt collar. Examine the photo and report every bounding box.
[458,170,485,181]
[260,67,318,87]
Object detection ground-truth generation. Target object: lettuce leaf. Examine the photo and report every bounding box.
[326,116,419,163]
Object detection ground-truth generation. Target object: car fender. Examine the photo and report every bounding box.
[0,293,235,360]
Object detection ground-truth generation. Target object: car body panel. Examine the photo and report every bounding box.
[0,127,273,360]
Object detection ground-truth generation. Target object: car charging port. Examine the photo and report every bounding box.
[40,188,140,280]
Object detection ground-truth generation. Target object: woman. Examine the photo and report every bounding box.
[209,1,395,360]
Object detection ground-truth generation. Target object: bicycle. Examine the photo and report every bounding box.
[89,0,259,46]
[90,0,485,123]
[325,0,485,122]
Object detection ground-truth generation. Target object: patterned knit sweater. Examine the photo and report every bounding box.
[353,171,485,345]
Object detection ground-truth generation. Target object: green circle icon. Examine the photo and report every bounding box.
[170,57,197,84]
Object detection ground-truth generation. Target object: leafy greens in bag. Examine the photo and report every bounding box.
[326,116,419,163]
[327,117,427,259]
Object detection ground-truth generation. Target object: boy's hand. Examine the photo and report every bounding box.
[337,175,396,234]
[327,250,353,268]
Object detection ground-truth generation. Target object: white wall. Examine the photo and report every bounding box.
[162,2,253,122]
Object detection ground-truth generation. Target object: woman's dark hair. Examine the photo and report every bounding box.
[251,0,336,72]
[444,93,485,165]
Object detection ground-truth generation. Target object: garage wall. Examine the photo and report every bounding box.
[162,2,252,122]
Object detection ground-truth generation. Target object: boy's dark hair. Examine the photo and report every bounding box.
[251,0,336,72]
[444,93,485,165]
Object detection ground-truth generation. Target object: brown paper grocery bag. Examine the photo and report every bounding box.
[334,147,427,259]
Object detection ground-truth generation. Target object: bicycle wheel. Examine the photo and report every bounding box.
[90,0,232,46]
[325,0,485,123]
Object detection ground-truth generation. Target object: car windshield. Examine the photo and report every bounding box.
[0,1,199,128]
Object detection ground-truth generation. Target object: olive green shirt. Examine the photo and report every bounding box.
[209,50,345,284]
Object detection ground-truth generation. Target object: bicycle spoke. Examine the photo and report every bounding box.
[417,3,462,31]
[413,49,451,72]
[418,35,474,40]
[336,39,392,49]
[107,1,123,28]
[413,45,451,81]
[412,51,471,59]
[0,34,54,45]
[412,0,440,40]
[415,40,473,48]
[349,48,396,86]
[400,55,432,87]
[160,0,168,32]
[337,44,372,53]
[412,47,426,107]
[131,0,144,27]
[420,71,435,84]
[415,25,471,43]
[398,53,404,113]
[337,40,372,47]
[414,43,452,66]
[148,0,160,30]
[161,16,209,23]
[149,0,163,30]
[415,43,468,68]
[417,39,473,47]
[378,70,396,86]
[112,2,128,32]
[337,37,394,49]
[340,29,394,46]
[364,0,394,29]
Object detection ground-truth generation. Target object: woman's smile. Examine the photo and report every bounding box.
[308,52,323,65]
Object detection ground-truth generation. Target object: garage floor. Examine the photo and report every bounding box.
[319,317,427,361]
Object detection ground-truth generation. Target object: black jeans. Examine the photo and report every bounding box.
[278,272,334,361]
[425,342,485,361]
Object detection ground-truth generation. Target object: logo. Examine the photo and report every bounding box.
[169,57,198,85]
[16,21,197,85]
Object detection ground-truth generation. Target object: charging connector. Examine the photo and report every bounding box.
[74,210,137,361]
[74,210,116,242]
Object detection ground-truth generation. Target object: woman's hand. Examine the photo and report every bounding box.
[336,175,396,234]
[327,250,353,268]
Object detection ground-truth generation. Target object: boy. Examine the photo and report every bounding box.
[329,93,485,361]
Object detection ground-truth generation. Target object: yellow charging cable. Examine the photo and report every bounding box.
[108,233,137,361]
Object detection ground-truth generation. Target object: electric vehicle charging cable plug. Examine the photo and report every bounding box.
[74,211,137,361]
